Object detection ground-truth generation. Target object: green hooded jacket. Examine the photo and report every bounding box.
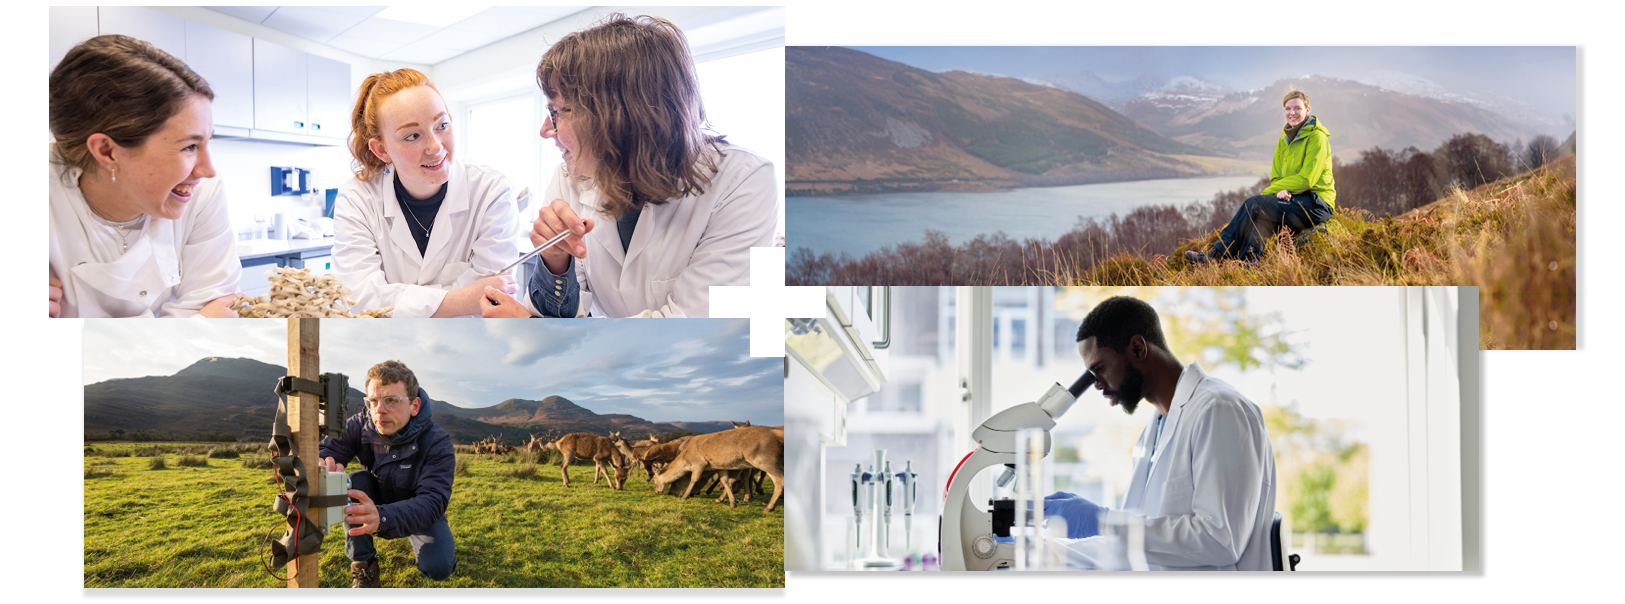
[1260,115,1336,208]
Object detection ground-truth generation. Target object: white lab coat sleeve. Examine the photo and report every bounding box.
[655,156,776,318]
[444,176,520,291]
[1141,399,1268,568]
[158,183,242,317]
[331,189,448,318]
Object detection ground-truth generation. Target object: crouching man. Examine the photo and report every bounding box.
[320,360,457,587]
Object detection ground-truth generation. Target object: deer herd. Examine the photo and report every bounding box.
[464,421,784,513]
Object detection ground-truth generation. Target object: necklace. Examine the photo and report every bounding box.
[405,204,433,238]
[83,198,145,254]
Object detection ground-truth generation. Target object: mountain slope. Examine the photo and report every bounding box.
[788,46,1240,195]
[1126,76,1557,159]
[83,358,733,443]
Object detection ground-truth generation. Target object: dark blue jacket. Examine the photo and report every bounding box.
[319,387,455,540]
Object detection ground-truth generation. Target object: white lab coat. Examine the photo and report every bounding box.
[47,153,241,318]
[1122,362,1277,571]
[521,143,776,318]
[331,159,519,318]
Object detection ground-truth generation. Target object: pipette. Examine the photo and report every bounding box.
[881,460,894,558]
[898,460,918,554]
[851,463,864,563]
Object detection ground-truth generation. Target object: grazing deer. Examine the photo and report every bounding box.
[554,431,628,489]
[652,426,784,512]
[638,435,694,481]
[720,422,782,497]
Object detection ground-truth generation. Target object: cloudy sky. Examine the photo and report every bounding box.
[849,46,1577,119]
[82,319,782,425]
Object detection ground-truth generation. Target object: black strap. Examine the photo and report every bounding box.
[276,376,324,397]
[267,387,328,569]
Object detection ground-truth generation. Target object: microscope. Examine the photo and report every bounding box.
[939,372,1094,571]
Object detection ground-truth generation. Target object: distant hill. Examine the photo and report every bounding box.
[84,357,734,444]
[787,46,1245,196]
[1123,75,1559,160]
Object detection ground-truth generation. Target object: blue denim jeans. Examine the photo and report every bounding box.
[345,470,457,581]
[1211,192,1333,261]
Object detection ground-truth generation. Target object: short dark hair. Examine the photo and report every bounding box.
[367,360,419,398]
[1075,296,1169,353]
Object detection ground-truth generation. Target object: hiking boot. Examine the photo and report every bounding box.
[351,559,381,588]
[1184,249,1212,265]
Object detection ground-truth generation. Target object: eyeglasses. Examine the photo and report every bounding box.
[364,396,413,411]
[546,105,573,123]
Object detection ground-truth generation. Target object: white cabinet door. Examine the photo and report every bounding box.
[306,54,352,140]
[47,6,99,75]
[97,6,187,61]
[253,39,309,135]
[184,21,254,131]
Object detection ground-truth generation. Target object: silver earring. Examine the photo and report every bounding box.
[111,168,117,182]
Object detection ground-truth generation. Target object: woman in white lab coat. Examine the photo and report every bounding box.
[331,69,519,318]
[47,35,243,318]
[481,14,776,318]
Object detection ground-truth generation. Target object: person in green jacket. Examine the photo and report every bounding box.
[1187,89,1336,264]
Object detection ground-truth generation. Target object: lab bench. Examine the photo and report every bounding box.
[237,237,336,297]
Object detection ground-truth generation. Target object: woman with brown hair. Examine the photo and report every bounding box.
[47,35,243,318]
[331,68,520,318]
[482,14,777,318]
[1186,89,1337,264]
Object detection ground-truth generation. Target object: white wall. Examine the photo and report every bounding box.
[67,6,784,237]
[130,7,430,235]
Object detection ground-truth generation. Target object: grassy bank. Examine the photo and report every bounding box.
[791,156,1575,349]
[83,442,782,588]
[1079,155,1575,349]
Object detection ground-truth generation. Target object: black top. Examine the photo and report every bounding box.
[394,173,448,256]
[617,206,641,254]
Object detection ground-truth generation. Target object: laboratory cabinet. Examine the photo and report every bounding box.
[305,54,351,140]
[183,21,255,131]
[255,39,351,140]
[47,7,352,146]
[96,6,187,61]
[253,39,310,136]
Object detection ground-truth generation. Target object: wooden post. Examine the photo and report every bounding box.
[287,318,321,588]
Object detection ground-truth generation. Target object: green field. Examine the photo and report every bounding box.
[83,442,783,588]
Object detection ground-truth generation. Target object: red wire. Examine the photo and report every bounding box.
[259,464,307,582]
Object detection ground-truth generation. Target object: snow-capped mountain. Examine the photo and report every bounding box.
[1030,71,1170,111]
[1358,70,1573,132]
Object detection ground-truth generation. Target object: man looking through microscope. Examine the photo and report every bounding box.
[1045,296,1277,571]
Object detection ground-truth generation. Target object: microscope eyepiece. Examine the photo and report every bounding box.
[1067,372,1096,398]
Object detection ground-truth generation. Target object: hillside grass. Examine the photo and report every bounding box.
[84,442,782,588]
[1068,156,1576,349]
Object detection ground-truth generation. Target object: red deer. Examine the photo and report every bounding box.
[652,426,783,512]
[638,435,693,481]
[554,432,628,489]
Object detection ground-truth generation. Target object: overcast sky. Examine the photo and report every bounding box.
[82,319,782,426]
[848,46,1577,119]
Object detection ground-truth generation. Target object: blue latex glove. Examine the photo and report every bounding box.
[1043,492,1103,539]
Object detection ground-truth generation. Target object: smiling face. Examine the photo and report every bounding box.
[368,85,453,198]
[542,86,596,178]
[99,94,216,221]
[367,379,421,437]
[1284,98,1310,128]
[1078,336,1147,416]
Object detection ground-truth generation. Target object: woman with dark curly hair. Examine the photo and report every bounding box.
[483,14,777,318]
